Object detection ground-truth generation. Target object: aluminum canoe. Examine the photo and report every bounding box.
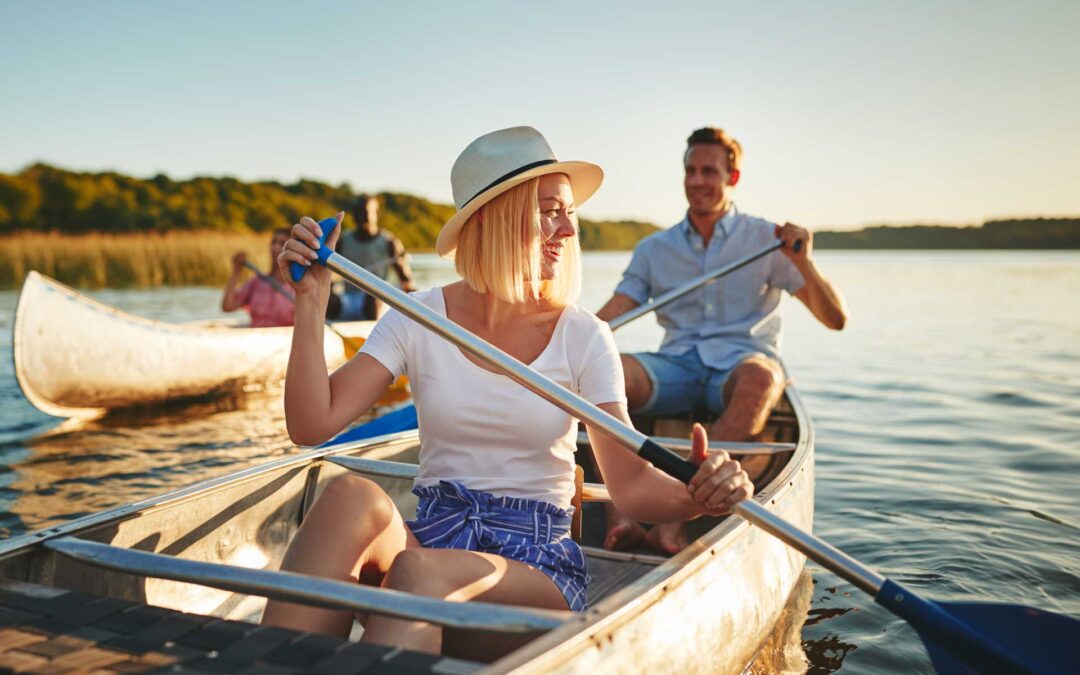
[0,391,813,673]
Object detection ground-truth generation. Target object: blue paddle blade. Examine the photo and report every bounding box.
[289,216,339,283]
[877,579,1080,674]
[921,601,1080,675]
[319,405,419,448]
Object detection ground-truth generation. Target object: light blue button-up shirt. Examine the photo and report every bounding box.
[613,206,804,371]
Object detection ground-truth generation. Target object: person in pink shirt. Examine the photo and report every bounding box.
[221,227,296,328]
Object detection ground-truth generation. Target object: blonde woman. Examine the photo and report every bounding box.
[263,127,752,653]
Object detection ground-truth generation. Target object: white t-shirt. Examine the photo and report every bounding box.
[359,287,626,509]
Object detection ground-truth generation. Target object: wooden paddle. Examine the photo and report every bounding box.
[293,216,1077,675]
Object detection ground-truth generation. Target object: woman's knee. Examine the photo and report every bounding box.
[383,549,451,598]
[312,473,396,529]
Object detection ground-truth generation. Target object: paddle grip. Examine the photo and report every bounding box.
[289,216,340,283]
[638,438,698,484]
[773,227,802,254]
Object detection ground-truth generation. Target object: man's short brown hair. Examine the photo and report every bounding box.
[686,127,742,172]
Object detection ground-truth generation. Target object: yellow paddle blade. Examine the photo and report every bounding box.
[342,335,364,359]
[376,379,412,405]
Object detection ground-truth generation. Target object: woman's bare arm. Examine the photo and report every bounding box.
[278,213,395,446]
[283,302,394,445]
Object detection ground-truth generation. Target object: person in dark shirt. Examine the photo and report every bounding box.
[333,194,417,320]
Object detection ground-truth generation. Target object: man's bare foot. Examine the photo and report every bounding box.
[644,521,689,555]
[604,505,646,550]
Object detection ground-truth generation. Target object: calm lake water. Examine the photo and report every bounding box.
[1,250,1078,673]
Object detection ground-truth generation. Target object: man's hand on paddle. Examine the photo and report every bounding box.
[686,423,753,516]
[775,222,812,264]
[278,212,344,297]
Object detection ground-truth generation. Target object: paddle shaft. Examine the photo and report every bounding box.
[242,261,362,349]
[608,240,785,331]
[242,260,294,299]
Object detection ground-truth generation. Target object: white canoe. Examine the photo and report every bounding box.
[13,271,375,418]
[0,391,812,673]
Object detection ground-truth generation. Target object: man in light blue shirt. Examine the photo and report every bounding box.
[596,127,848,553]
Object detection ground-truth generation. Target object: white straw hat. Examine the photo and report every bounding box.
[436,126,603,259]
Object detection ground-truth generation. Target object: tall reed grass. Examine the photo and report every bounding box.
[0,232,277,288]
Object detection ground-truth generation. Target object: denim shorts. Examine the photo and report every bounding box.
[627,348,741,418]
[337,290,373,321]
[406,481,590,612]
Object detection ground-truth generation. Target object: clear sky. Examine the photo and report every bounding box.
[2,1,1077,229]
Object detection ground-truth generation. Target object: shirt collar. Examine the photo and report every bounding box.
[680,203,739,242]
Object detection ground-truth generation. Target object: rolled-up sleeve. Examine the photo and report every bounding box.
[612,241,653,304]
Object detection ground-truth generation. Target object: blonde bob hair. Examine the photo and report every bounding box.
[454,177,581,307]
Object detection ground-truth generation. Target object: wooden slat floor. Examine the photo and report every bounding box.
[0,580,479,674]
[0,550,657,673]
[585,556,655,605]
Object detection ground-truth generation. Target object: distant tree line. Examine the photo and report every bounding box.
[3,164,1074,250]
[0,163,658,250]
[816,219,1080,249]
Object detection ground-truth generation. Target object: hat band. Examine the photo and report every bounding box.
[461,159,557,209]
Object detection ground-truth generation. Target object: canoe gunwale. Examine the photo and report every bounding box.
[43,536,572,633]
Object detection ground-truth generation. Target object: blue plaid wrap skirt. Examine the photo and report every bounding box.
[406,480,590,612]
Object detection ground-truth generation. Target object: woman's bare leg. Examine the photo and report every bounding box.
[363,548,569,654]
[260,474,419,635]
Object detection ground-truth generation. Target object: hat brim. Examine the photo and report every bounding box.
[435,160,603,259]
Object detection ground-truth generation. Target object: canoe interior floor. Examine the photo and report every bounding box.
[585,555,657,605]
[0,580,479,674]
